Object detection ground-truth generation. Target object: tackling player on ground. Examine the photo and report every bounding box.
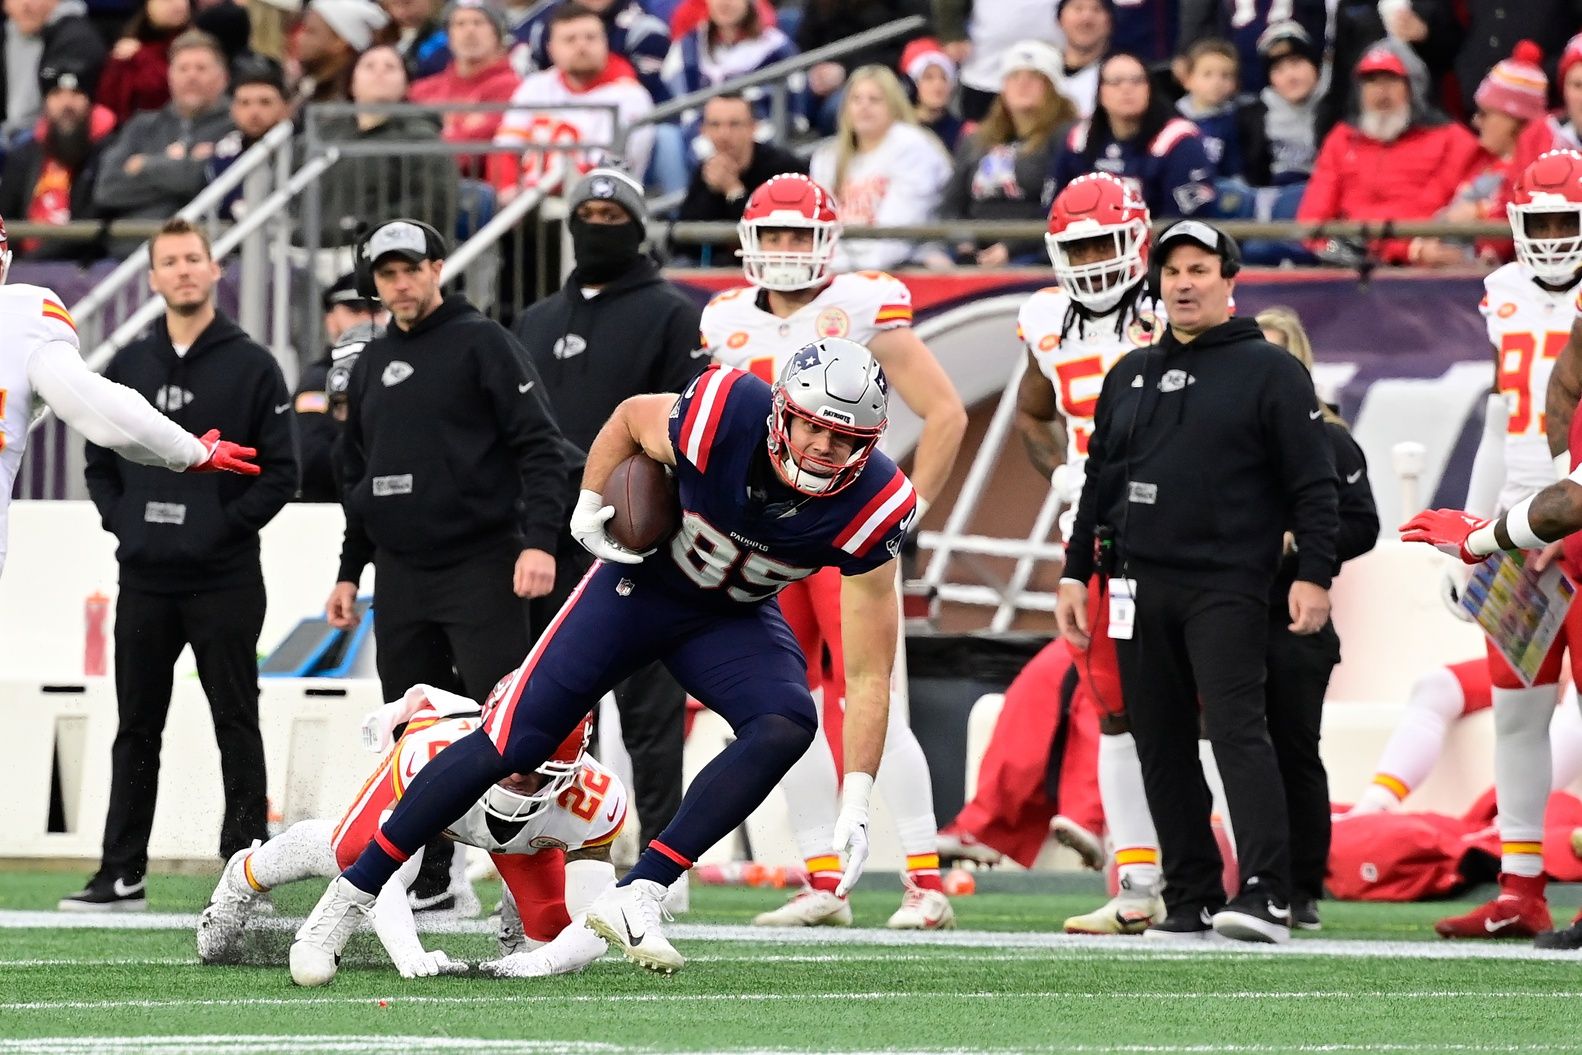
[0,216,258,577]
[199,685,624,978]
[701,173,967,930]
[290,337,918,981]
[1013,173,1167,935]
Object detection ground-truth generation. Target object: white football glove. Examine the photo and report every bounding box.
[1438,559,1475,623]
[395,949,469,979]
[832,772,874,897]
[479,919,607,978]
[570,488,645,565]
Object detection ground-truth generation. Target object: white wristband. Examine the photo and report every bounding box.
[1505,497,1549,550]
[914,496,930,522]
[1466,521,1501,557]
[840,771,874,815]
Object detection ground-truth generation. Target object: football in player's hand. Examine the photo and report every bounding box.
[603,453,679,553]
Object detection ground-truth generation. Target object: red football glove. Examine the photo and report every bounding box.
[1399,508,1490,565]
[189,428,260,476]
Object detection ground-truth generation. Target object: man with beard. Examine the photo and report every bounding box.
[0,63,111,262]
[1296,39,1483,267]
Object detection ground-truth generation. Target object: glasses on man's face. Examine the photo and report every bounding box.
[1102,74,1148,87]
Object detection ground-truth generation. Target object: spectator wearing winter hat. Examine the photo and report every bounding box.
[936,0,1060,123]
[1177,38,1243,180]
[0,63,112,261]
[97,0,192,124]
[902,37,963,152]
[1447,1,1580,122]
[409,0,521,176]
[1441,41,1549,265]
[295,0,390,107]
[1296,40,1483,267]
[932,39,1076,266]
[1507,33,1582,199]
[1178,0,1326,97]
[0,0,108,141]
[1054,0,1112,120]
[1230,19,1324,205]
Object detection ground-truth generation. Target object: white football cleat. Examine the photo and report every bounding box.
[663,870,690,915]
[1050,816,1105,871]
[752,888,852,927]
[1063,890,1166,935]
[481,917,608,978]
[289,877,374,987]
[937,829,1003,867]
[886,886,955,930]
[197,847,264,964]
[584,879,684,974]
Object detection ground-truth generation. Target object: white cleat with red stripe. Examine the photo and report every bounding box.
[886,887,955,930]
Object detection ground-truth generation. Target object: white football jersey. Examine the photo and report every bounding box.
[1017,284,1165,537]
[1481,263,1579,511]
[492,68,655,192]
[0,284,80,571]
[702,271,914,384]
[390,712,626,856]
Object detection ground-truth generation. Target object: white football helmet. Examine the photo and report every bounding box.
[481,719,590,825]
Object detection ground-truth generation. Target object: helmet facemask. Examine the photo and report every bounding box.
[737,221,840,292]
[1509,198,1582,285]
[767,390,883,496]
[1047,220,1147,312]
[480,723,588,824]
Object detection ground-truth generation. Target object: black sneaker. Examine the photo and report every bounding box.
[1291,898,1322,932]
[58,875,147,913]
[1144,905,1217,940]
[1535,917,1582,950]
[1213,893,1292,944]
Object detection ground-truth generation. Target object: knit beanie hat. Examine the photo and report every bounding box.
[1475,41,1548,123]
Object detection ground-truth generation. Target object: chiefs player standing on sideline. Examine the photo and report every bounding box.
[1427,148,1582,941]
[0,215,258,583]
[1008,173,1167,935]
[701,173,967,930]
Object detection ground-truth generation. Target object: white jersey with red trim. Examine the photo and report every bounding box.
[1017,284,1164,537]
[701,271,914,385]
[1482,263,1578,511]
[0,285,76,521]
[388,707,626,855]
[492,66,655,192]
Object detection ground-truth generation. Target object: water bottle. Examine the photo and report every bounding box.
[84,591,108,676]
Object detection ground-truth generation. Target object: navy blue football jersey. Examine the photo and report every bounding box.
[644,364,917,608]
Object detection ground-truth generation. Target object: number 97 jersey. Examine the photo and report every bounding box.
[1482,262,1579,511]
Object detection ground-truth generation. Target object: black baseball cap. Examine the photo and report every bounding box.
[322,272,375,313]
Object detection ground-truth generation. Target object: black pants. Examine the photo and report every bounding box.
[1115,575,1291,909]
[550,544,686,841]
[101,583,268,880]
[375,541,534,896]
[1265,618,1340,903]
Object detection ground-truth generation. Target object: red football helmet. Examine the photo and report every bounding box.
[1509,149,1582,284]
[737,173,842,291]
[481,717,590,824]
[1045,173,1151,311]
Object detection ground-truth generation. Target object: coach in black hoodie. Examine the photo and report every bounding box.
[1057,220,1339,946]
[73,217,295,911]
[511,168,700,851]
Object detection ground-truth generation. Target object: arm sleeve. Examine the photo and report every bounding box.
[224,358,297,534]
[28,339,204,469]
[1464,390,1508,519]
[1063,360,1125,583]
[1265,361,1340,587]
[484,331,570,554]
[337,357,376,584]
[1330,426,1379,565]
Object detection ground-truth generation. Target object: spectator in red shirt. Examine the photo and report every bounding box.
[97,0,192,123]
[1297,40,1483,267]
[410,0,521,176]
[0,62,114,260]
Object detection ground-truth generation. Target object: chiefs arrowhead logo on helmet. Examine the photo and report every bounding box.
[1508,149,1582,285]
[1045,173,1150,312]
[737,173,842,292]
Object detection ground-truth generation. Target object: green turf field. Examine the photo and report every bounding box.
[4,867,1582,1054]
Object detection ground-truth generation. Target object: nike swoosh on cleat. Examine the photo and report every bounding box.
[1485,917,1518,933]
[113,878,145,897]
[623,911,646,946]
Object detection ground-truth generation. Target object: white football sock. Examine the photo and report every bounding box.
[1551,685,1582,792]
[244,818,339,890]
[1494,683,1554,877]
[780,687,839,860]
[875,688,939,859]
[564,858,617,918]
[1357,665,1466,811]
[1098,732,1160,891]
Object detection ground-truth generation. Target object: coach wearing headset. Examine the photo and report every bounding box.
[326,217,572,910]
[1055,221,1339,945]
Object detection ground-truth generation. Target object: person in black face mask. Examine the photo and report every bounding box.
[512,167,704,896]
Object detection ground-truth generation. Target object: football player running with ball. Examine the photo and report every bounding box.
[702,173,966,930]
[1019,174,1168,935]
[291,337,918,981]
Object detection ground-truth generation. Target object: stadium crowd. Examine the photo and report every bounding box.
[0,0,1578,271]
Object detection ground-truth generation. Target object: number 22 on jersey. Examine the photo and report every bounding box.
[1498,331,1567,436]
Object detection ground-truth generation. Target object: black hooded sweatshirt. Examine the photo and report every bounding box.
[84,312,297,594]
[1066,316,1340,599]
[337,295,570,581]
[511,257,704,452]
